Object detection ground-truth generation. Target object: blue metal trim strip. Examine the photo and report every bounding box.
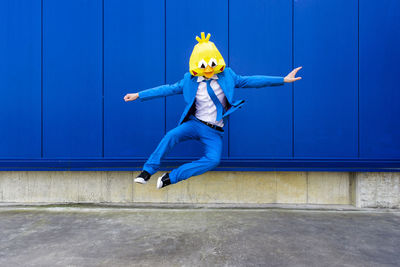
[0,159,399,171]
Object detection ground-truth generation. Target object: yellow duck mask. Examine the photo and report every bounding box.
[189,32,226,78]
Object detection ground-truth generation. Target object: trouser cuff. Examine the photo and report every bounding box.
[143,166,156,176]
[169,171,178,184]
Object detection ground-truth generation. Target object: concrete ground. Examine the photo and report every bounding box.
[0,206,399,267]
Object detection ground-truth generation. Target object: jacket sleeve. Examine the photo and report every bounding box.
[229,68,285,88]
[138,73,187,102]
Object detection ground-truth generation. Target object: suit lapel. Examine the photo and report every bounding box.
[190,75,198,100]
[216,72,232,103]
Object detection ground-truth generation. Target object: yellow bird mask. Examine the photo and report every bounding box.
[189,32,226,78]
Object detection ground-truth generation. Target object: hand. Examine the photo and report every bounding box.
[124,93,139,102]
[284,66,302,83]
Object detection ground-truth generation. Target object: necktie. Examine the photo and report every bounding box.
[205,79,224,121]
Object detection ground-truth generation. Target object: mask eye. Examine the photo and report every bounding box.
[209,58,217,68]
[198,59,207,69]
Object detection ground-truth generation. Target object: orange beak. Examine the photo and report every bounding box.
[204,65,214,78]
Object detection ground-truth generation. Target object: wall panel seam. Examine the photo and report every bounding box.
[227,0,230,158]
[292,0,295,158]
[41,0,44,158]
[102,0,105,157]
[357,0,360,159]
[164,0,167,135]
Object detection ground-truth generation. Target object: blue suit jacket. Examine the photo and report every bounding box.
[138,67,285,126]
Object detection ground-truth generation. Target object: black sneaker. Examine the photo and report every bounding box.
[134,170,151,184]
[156,173,171,189]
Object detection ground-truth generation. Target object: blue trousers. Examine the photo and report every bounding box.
[143,114,224,184]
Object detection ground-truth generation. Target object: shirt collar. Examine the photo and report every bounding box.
[197,74,219,82]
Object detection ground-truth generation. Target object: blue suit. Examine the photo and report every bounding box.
[138,67,285,184]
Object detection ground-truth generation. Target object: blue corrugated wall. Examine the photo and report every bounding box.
[1,0,399,171]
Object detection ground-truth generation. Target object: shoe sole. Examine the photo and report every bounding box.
[156,175,165,189]
[134,177,147,184]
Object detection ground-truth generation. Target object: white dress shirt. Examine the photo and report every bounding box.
[195,74,228,127]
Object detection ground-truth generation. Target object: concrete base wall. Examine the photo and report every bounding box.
[354,172,400,208]
[0,171,398,208]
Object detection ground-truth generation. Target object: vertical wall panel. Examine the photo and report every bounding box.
[104,0,165,157]
[359,0,400,159]
[229,0,292,158]
[294,0,358,158]
[43,0,102,157]
[0,0,41,158]
[165,0,229,158]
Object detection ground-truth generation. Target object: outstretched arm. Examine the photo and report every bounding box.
[233,66,302,88]
[137,79,184,102]
[124,74,186,102]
